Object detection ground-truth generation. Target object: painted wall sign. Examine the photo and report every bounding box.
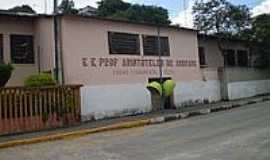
[81,57,197,76]
[82,57,197,68]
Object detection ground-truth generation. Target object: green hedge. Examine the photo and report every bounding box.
[24,73,56,87]
[0,63,14,87]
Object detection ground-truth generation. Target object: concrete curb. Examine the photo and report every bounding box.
[150,97,269,124]
[0,119,151,149]
[0,96,269,149]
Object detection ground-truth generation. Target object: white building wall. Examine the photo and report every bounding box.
[81,83,152,121]
[174,80,221,107]
[228,80,270,100]
[81,80,221,121]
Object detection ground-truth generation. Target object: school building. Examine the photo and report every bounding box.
[198,35,270,100]
[0,11,269,120]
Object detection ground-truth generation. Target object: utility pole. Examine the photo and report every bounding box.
[157,26,165,110]
[183,0,187,26]
[44,0,47,14]
[53,0,59,83]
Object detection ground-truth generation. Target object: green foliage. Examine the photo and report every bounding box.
[193,0,251,36]
[0,63,14,87]
[58,0,78,14]
[24,73,56,87]
[0,63,14,73]
[97,0,170,25]
[248,14,270,68]
[252,14,270,42]
[8,5,36,13]
[97,0,130,17]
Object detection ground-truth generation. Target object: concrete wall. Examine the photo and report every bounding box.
[225,68,270,82]
[81,84,152,120]
[81,79,221,121]
[80,69,221,120]
[228,80,270,100]
[174,67,221,107]
[220,68,270,100]
[34,17,54,72]
[174,80,220,107]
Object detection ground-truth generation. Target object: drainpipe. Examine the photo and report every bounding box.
[53,0,60,83]
[37,46,41,73]
[157,26,165,110]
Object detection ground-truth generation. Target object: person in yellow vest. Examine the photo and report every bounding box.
[147,80,175,110]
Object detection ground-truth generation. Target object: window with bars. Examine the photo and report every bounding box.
[237,50,248,67]
[0,34,3,62]
[108,32,140,55]
[198,47,206,66]
[10,35,34,64]
[224,49,236,66]
[143,35,170,56]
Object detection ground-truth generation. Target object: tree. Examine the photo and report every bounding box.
[252,14,270,42]
[110,4,170,24]
[193,0,251,58]
[97,0,130,17]
[249,14,270,68]
[193,0,251,36]
[97,0,170,25]
[58,0,78,14]
[8,5,36,14]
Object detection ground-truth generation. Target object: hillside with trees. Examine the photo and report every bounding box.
[96,0,170,25]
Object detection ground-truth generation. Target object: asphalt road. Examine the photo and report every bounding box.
[1,101,270,160]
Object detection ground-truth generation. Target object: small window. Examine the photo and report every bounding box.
[237,50,248,67]
[198,47,206,66]
[143,35,170,56]
[0,34,3,62]
[108,32,140,55]
[224,49,236,66]
[10,35,34,64]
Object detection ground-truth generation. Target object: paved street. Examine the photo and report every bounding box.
[1,101,270,160]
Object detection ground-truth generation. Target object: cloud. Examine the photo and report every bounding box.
[171,0,195,29]
[252,0,270,17]
[75,0,100,8]
[171,0,270,28]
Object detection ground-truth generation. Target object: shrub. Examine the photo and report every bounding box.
[24,73,56,87]
[0,63,14,87]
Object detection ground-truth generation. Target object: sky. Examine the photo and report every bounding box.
[0,0,270,28]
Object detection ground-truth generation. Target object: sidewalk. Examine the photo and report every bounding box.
[0,95,269,148]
